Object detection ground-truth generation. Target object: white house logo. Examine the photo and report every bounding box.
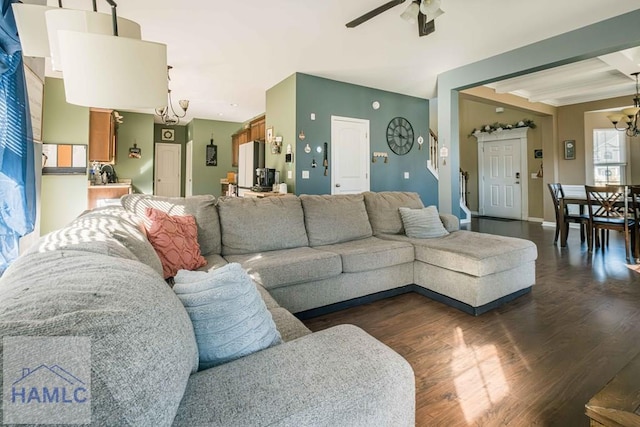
[3,336,91,424]
[11,364,88,405]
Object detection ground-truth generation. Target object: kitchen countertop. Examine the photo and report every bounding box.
[88,182,132,189]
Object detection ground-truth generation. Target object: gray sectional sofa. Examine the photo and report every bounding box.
[0,191,536,426]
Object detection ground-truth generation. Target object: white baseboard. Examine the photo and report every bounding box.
[541,221,581,229]
[527,217,544,223]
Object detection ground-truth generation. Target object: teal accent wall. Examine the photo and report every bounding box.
[40,77,89,235]
[189,118,242,197]
[437,9,640,216]
[294,73,435,205]
[265,74,296,193]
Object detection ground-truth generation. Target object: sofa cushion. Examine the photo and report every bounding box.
[121,194,221,256]
[0,249,198,426]
[379,230,537,277]
[224,247,342,290]
[317,236,414,273]
[269,307,312,342]
[146,208,207,279]
[29,206,164,277]
[217,196,309,255]
[399,206,449,239]
[300,194,372,246]
[200,253,228,272]
[173,264,282,371]
[363,191,424,235]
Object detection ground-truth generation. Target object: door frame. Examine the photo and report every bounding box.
[185,140,193,196]
[330,115,370,195]
[476,128,529,220]
[154,142,182,197]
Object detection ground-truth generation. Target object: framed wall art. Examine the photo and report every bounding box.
[42,143,87,175]
[563,140,576,160]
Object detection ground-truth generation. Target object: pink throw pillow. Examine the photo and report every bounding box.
[146,207,207,279]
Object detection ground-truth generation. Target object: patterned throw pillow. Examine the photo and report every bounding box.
[399,206,450,239]
[146,207,207,278]
[173,263,282,370]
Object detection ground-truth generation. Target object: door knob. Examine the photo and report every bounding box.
[515,172,520,179]
[336,183,341,187]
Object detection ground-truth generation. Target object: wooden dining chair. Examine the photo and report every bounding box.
[547,183,590,245]
[629,185,640,262]
[584,185,636,262]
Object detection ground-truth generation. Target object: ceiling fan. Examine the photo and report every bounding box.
[346,0,444,37]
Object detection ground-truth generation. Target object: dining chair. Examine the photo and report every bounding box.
[629,185,640,262]
[584,185,636,262]
[547,183,590,246]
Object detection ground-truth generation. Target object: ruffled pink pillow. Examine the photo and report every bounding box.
[146,207,207,279]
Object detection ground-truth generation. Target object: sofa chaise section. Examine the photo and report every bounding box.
[172,325,415,427]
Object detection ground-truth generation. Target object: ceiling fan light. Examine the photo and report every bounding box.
[178,99,190,111]
[58,30,167,109]
[45,9,141,72]
[11,4,56,57]
[400,2,420,24]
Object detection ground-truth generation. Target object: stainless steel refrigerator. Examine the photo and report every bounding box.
[237,141,265,196]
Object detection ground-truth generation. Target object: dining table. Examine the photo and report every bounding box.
[558,185,632,255]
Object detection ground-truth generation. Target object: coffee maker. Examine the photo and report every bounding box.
[255,168,276,191]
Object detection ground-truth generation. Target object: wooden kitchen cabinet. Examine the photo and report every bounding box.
[250,116,266,141]
[231,128,250,167]
[89,108,116,162]
[87,184,131,209]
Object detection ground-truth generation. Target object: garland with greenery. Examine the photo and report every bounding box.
[469,119,536,137]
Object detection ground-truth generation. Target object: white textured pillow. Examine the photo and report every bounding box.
[399,206,449,238]
[173,263,282,370]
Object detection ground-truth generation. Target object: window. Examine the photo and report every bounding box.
[593,129,626,186]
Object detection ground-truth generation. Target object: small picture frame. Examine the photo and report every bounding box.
[162,129,175,141]
[266,126,274,144]
[534,149,543,159]
[564,140,576,160]
[206,144,217,166]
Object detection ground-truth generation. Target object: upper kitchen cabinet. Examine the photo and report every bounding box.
[249,115,265,141]
[89,108,116,162]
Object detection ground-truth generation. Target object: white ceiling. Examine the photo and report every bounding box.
[486,48,640,107]
[45,1,640,124]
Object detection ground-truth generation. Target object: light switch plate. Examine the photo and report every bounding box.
[287,170,293,179]
[302,170,310,179]
[404,172,410,179]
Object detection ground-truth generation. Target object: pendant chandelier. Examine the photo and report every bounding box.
[608,72,640,137]
[155,66,189,125]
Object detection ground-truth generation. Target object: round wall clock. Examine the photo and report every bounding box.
[386,117,414,155]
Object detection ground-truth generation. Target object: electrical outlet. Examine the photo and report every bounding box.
[404,172,410,179]
[302,170,310,179]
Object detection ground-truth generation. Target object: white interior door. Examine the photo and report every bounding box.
[480,138,522,219]
[331,116,370,195]
[154,143,181,197]
[185,140,193,197]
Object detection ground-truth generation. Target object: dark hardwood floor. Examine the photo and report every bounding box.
[303,219,640,427]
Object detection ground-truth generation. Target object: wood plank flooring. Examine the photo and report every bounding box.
[303,219,640,427]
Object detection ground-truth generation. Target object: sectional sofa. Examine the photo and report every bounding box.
[122,191,536,317]
[0,191,536,425]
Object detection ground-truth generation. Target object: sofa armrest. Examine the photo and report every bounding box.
[172,324,415,427]
[439,213,460,232]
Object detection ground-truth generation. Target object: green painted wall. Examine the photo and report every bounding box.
[437,9,640,216]
[189,118,242,197]
[293,73,435,206]
[114,113,155,194]
[265,74,296,193]
[40,77,89,235]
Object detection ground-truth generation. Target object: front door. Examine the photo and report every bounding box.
[331,116,370,195]
[154,142,181,197]
[480,138,522,219]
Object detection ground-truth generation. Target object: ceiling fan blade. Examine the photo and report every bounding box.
[346,0,406,28]
[418,12,436,37]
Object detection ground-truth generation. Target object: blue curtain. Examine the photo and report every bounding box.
[0,0,36,275]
